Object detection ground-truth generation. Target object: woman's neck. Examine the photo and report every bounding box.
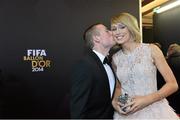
[121,42,140,54]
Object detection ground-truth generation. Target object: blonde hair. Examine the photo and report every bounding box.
[111,12,141,43]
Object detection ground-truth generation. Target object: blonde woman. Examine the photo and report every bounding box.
[111,12,179,119]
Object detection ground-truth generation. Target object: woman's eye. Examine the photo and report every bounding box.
[118,25,126,29]
[121,26,126,29]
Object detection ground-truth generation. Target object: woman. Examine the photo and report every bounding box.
[111,12,179,119]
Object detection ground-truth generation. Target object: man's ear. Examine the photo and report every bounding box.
[93,35,100,43]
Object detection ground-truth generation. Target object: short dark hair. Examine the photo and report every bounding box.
[83,23,102,49]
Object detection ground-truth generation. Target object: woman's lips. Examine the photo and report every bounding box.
[116,35,124,40]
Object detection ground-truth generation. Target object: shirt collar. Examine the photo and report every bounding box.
[93,50,105,63]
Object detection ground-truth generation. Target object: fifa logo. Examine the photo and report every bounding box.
[23,49,52,72]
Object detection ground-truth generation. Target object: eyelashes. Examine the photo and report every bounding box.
[111,24,126,31]
[118,25,126,29]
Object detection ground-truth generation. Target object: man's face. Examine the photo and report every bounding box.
[96,24,115,49]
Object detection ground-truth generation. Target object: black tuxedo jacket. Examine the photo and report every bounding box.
[70,51,116,118]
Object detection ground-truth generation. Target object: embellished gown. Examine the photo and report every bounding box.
[113,43,179,119]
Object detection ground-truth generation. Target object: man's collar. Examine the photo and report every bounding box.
[92,50,105,63]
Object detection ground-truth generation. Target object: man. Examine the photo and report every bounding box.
[166,43,180,115]
[70,23,116,118]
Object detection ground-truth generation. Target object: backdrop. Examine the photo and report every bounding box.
[0,0,139,118]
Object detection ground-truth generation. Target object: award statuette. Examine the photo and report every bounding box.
[117,93,132,112]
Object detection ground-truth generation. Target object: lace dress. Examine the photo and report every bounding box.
[113,43,179,119]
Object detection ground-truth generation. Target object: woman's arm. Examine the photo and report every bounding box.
[125,44,178,114]
[146,44,178,103]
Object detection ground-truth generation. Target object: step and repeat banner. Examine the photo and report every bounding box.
[0,0,139,118]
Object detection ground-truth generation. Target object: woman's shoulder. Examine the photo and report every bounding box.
[141,43,160,52]
[146,43,164,60]
[142,43,160,49]
[148,43,162,53]
[141,43,151,47]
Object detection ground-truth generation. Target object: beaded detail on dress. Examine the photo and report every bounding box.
[113,43,156,97]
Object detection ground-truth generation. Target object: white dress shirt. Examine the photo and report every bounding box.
[93,50,115,98]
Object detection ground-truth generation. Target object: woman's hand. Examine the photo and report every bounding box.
[112,99,128,115]
[123,95,151,114]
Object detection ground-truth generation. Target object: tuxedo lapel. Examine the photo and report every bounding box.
[88,51,111,98]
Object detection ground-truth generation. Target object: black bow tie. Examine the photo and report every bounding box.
[103,57,110,65]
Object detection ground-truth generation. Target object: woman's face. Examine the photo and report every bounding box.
[111,23,131,44]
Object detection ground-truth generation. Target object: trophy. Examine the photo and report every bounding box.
[117,93,132,112]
